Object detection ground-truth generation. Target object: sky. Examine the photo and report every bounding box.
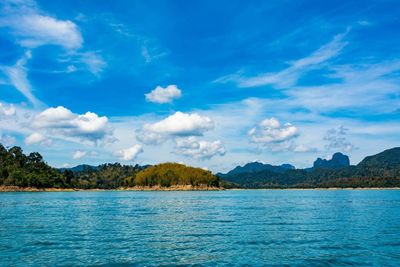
[0,0,399,172]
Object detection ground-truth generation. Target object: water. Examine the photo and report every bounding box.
[0,190,400,266]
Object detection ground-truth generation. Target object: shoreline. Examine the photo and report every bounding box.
[0,185,223,192]
[228,187,400,190]
[1,185,399,192]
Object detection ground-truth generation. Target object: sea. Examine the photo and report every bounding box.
[1,190,399,266]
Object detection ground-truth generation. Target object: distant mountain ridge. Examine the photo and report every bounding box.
[219,148,400,188]
[59,164,98,172]
[313,152,350,169]
[358,147,400,169]
[217,162,295,178]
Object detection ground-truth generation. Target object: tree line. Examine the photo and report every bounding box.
[220,147,400,188]
[0,144,219,189]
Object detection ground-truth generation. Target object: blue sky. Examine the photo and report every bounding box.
[0,0,399,172]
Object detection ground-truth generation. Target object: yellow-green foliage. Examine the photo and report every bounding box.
[128,163,219,187]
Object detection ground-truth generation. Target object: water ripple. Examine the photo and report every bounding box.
[0,190,400,266]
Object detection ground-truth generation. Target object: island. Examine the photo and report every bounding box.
[0,144,220,191]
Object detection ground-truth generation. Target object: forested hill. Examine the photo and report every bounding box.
[125,163,220,188]
[219,148,400,188]
[0,144,219,189]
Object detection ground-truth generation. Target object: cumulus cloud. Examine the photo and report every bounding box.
[0,103,16,116]
[174,137,225,160]
[248,117,298,144]
[324,126,355,152]
[31,106,114,144]
[145,85,182,104]
[72,150,86,159]
[115,144,143,161]
[24,132,50,145]
[137,112,214,144]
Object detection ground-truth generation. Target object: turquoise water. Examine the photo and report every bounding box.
[1,190,400,266]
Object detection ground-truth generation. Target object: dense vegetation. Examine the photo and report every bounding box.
[64,163,144,189]
[124,163,220,187]
[0,144,144,189]
[220,148,400,188]
[0,145,65,188]
[0,144,219,189]
[1,143,399,189]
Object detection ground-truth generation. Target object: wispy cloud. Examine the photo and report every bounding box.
[1,51,43,106]
[77,52,107,75]
[0,1,83,50]
[215,29,349,88]
[287,60,400,114]
[0,0,109,105]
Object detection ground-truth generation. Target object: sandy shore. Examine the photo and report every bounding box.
[0,185,223,192]
[0,186,90,192]
[122,185,223,191]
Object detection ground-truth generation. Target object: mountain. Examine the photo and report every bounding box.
[59,164,98,172]
[357,147,400,169]
[219,149,400,188]
[313,152,350,169]
[218,162,295,178]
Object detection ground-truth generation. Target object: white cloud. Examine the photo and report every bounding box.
[1,11,83,50]
[0,1,104,101]
[287,61,400,113]
[115,144,143,161]
[140,44,168,64]
[293,144,317,153]
[57,51,107,76]
[31,106,114,144]
[1,51,42,106]
[72,150,86,159]
[174,137,225,160]
[24,132,49,145]
[79,52,106,75]
[216,30,348,88]
[141,46,152,63]
[145,85,182,104]
[248,117,299,144]
[324,126,355,152]
[137,112,214,144]
[66,65,77,73]
[0,103,16,116]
